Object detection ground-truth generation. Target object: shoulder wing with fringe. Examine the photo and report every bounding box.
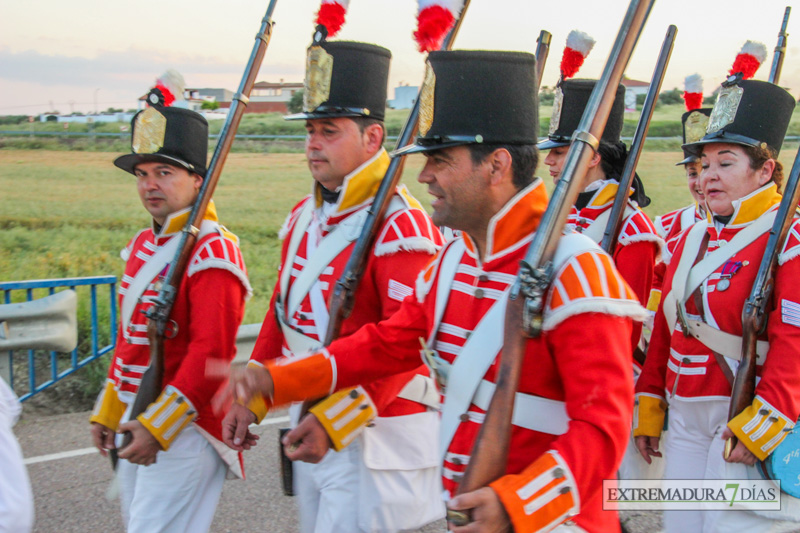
[618,208,663,248]
[543,248,647,331]
[188,228,253,300]
[374,187,444,257]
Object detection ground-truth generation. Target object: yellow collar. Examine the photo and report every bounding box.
[464,178,548,263]
[582,179,635,210]
[705,182,781,227]
[157,200,219,237]
[314,149,390,218]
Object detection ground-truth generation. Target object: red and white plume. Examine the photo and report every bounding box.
[154,69,186,107]
[560,30,596,80]
[414,0,465,53]
[316,0,350,38]
[682,73,703,111]
[728,40,768,80]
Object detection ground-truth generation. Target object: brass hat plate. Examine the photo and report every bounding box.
[707,85,744,134]
[132,107,166,154]
[549,87,564,135]
[304,45,334,112]
[685,110,710,144]
[419,63,436,137]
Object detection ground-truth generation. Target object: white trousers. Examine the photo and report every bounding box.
[663,398,796,533]
[0,378,33,533]
[117,425,226,533]
[292,409,444,533]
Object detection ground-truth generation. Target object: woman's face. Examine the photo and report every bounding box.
[699,143,773,216]
[684,161,705,205]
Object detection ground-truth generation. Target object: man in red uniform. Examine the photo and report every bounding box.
[228,50,646,533]
[90,98,250,532]
[222,39,445,533]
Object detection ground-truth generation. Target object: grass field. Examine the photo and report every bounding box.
[4,147,800,316]
[2,147,798,404]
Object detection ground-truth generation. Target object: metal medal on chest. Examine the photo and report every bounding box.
[716,278,730,291]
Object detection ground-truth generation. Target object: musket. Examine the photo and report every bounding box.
[725,144,800,459]
[447,0,656,525]
[322,0,471,346]
[768,6,791,85]
[535,30,553,93]
[112,0,279,467]
[601,24,676,254]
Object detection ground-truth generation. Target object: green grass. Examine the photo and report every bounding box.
[3,146,799,405]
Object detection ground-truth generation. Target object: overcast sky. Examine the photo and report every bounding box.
[1,0,797,115]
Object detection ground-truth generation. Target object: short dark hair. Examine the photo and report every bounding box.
[351,116,386,144]
[467,143,539,190]
[742,144,784,190]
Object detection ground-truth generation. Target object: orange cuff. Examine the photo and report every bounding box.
[490,451,579,533]
[267,351,334,407]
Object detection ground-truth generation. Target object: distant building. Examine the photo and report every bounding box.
[388,84,418,110]
[225,80,305,113]
[40,112,135,124]
[621,77,649,112]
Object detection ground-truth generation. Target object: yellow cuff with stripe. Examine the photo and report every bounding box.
[633,394,667,438]
[137,385,197,451]
[245,361,270,423]
[89,380,127,431]
[728,395,795,461]
[646,288,662,313]
[309,387,376,451]
[490,451,579,533]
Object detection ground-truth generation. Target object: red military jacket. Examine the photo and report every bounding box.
[649,204,705,311]
[248,150,443,443]
[265,179,647,532]
[91,202,250,471]
[567,179,662,358]
[635,183,800,460]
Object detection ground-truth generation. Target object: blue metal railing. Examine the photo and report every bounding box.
[1,276,117,401]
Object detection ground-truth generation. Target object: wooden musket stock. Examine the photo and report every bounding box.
[447,0,656,526]
[111,0,279,468]
[601,24,676,253]
[768,7,791,85]
[725,143,800,458]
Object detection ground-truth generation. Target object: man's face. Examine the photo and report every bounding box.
[543,145,569,183]
[134,161,202,226]
[417,146,491,234]
[305,117,373,191]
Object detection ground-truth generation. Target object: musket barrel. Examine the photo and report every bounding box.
[323,0,472,344]
[535,31,552,92]
[768,6,790,85]
[601,24,676,253]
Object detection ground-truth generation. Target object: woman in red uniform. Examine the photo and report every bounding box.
[634,77,799,532]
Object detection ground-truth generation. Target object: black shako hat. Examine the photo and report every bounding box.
[538,79,626,151]
[393,50,538,156]
[676,108,712,165]
[285,40,391,121]
[684,77,796,156]
[114,104,208,176]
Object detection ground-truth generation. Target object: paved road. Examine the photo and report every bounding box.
[14,409,663,532]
